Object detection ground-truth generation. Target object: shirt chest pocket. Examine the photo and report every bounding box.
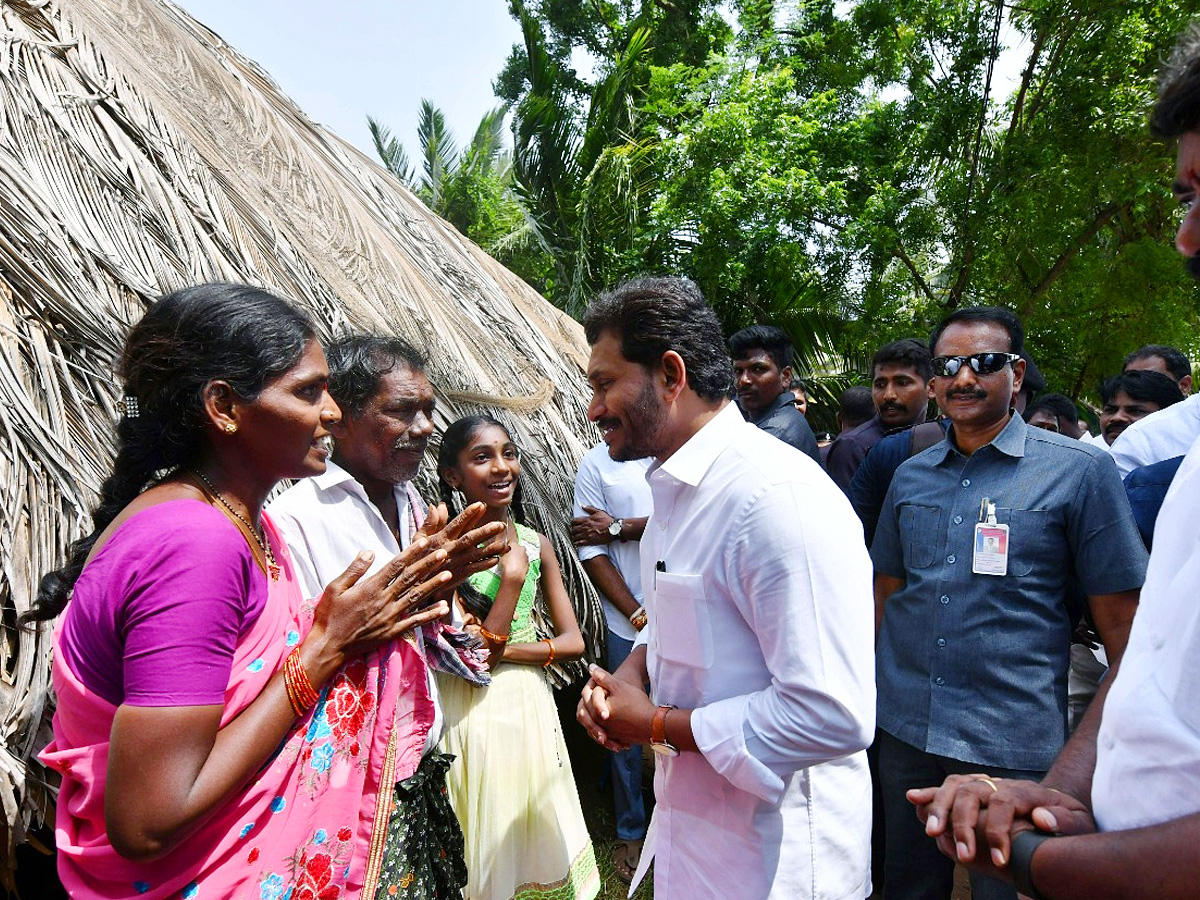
[652,573,712,669]
[899,504,941,570]
[993,508,1051,577]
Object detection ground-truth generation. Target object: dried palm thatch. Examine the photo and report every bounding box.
[0,0,606,875]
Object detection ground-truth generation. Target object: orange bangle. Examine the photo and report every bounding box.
[480,626,510,644]
[284,648,320,716]
[542,638,555,668]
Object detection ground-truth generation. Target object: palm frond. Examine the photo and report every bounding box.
[366,115,413,184]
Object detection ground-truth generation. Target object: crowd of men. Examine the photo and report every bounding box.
[563,22,1200,900]
[238,23,1200,900]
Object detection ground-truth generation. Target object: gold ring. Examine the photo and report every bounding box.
[973,776,999,793]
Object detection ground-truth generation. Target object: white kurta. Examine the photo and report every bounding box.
[1092,431,1200,830]
[635,402,875,900]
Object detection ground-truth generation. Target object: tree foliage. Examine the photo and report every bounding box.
[491,0,1199,402]
[367,103,552,290]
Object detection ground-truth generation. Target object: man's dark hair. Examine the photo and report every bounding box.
[1123,344,1192,381]
[728,324,794,372]
[839,386,876,430]
[872,338,932,382]
[929,306,1025,357]
[583,277,734,402]
[1151,24,1200,138]
[326,334,426,418]
[1099,370,1186,409]
[1025,393,1080,426]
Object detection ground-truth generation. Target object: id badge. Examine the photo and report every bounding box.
[973,523,1009,576]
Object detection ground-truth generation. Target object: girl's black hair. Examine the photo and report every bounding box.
[23,283,315,625]
[436,414,526,521]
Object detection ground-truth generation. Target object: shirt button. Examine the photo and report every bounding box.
[961,478,971,487]
[937,638,947,648]
[940,595,950,604]
[935,676,945,686]
[658,522,667,531]
[953,515,963,525]
[947,555,956,564]
[1151,633,1165,650]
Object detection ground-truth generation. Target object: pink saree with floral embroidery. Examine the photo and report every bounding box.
[41,514,419,900]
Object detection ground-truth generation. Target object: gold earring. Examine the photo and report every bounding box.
[224,423,237,434]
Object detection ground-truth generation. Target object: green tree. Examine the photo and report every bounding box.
[635,0,1200,396]
[368,102,553,291]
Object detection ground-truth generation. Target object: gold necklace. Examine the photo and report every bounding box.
[191,469,280,581]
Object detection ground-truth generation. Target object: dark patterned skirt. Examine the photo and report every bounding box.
[373,752,468,900]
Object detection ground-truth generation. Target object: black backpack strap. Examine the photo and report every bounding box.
[908,421,946,458]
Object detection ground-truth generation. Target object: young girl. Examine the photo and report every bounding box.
[436,415,600,900]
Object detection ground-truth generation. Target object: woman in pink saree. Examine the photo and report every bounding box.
[28,284,504,900]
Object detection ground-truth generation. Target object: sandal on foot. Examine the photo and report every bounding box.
[611,837,643,885]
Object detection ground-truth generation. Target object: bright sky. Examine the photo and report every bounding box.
[176,0,523,164]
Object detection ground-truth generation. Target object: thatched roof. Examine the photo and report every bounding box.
[0,0,603,869]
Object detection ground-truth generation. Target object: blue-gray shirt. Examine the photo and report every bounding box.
[871,414,1147,771]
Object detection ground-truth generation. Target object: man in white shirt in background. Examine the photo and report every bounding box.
[1109,390,1200,475]
[570,445,653,884]
[576,276,876,900]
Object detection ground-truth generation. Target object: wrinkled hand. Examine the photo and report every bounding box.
[313,541,453,663]
[418,502,508,594]
[909,774,1095,870]
[570,505,615,547]
[576,664,654,752]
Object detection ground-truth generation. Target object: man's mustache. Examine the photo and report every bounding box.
[946,388,988,400]
[392,438,428,452]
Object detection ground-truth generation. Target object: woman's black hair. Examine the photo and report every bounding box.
[436,414,525,521]
[23,283,315,625]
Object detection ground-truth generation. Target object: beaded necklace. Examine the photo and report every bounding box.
[191,469,281,581]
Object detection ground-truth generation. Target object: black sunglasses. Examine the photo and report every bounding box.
[931,352,1020,377]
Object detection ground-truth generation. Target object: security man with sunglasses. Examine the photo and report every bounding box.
[870,306,1147,900]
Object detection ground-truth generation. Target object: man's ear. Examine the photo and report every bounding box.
[1010,359,1026,401]
[1180,374,1193,395]
[661,351,688,401]
[202,380,239,434]
[781,364,794,387]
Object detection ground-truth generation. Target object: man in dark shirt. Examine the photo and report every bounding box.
[729,325,820,462]
[826,339,931,492]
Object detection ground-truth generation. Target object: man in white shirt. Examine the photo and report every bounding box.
[570,445,653,882]
[1108,391,1200,475]
[576,277,876,900]
[907,27,1200,900]
[270,334,503,900]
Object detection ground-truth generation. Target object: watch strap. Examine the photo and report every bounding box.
[651,705,675,745]
[1010,829,1052,900]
